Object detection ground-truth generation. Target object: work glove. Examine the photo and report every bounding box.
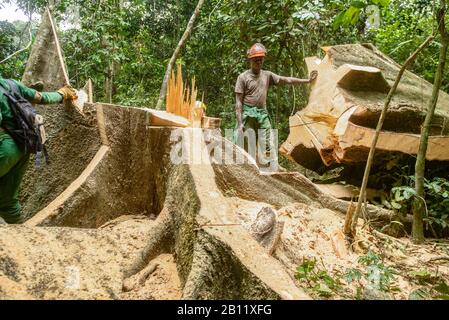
[309,70,318,83]
[58,85,78,101]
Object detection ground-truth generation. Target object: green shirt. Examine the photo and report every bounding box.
[0,76,63,134]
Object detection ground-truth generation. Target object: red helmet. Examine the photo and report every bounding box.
[247,43,267,59]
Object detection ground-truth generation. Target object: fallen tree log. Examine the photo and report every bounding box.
[281,44,449,169]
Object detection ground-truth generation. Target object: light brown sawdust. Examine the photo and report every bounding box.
[120,254,181,300]
[230,197,449,300]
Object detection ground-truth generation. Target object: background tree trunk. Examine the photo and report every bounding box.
[105,62,114,104]
[350,35,434,236]
[155,0,205,110]
[412,0,449,243]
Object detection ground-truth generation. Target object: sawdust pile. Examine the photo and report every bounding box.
[230,198,449,300]
[120,254,181,300]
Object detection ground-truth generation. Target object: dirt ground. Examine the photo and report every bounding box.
[230,197,449,300]
[120,254,182,300]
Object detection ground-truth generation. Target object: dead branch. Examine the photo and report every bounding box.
[0,22,32,65]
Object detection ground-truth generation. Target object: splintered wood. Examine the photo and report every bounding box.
[166,63,204,127]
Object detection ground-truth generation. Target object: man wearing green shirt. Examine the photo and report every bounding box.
[0,74,76,224]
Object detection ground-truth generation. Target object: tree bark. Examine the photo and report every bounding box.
[350,35,434,236]
[105,62,114,104]
[22,7,67,90]
[412,0,449,243]
[155,0,205,110]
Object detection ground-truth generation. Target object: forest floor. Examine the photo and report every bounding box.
[120,254,182,300]
[230,197,449,300]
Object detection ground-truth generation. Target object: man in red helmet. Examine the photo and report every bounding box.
[234,43,317,148]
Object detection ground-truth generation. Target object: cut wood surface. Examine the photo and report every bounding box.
[147,109,190,127]
[336,122,449,162]
[281,44,449,169]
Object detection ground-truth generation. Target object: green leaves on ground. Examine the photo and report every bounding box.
[295,251,398,299]
[408,270,449,300]
[295,258,342,297]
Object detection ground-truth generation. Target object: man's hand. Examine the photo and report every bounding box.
[57,85,78,101]
[308,70,318,83]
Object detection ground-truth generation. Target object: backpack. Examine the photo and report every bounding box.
[0,79,48,166]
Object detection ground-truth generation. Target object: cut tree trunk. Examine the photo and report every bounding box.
[3,11,413,300]
[280,42,449,171]
[22,8,66,90]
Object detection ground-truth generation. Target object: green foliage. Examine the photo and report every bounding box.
[344,250,397,299]
[296,251,399,299]
[332,0,390,30]
[0,21,16,59]
[358,250,397,292]
[374,0,446,89]
[295,258,342,297]
[0,19,36,79]
[367,151,449,238]
[384,175,449,237]
[60,0,160,104]
[408,269,449,300]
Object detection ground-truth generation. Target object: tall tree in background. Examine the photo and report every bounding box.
[156,0,205,110]
[412,0,449,243]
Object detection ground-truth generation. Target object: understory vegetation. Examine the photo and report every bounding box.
[295,250,449,300]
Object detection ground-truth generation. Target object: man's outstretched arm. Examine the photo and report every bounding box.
[277,70,318,85]
[13,80,77,104]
